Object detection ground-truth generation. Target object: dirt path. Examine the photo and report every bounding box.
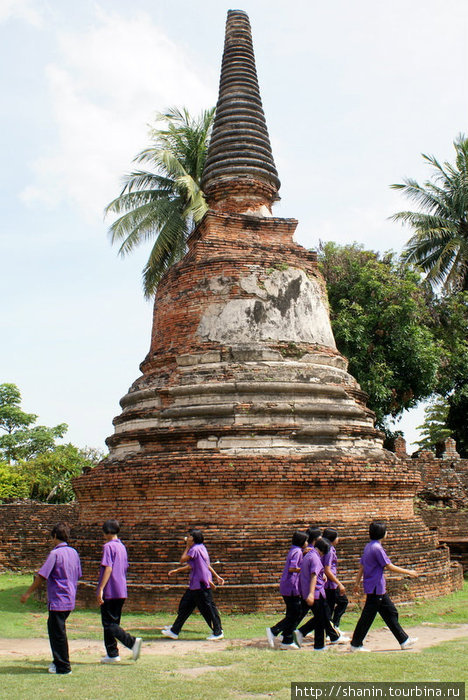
[1,623,467,659]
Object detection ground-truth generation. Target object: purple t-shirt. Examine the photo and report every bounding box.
[299,547,326,600]
[279,546,303,596]
[38,542,82,611]
[188,543,212,590]
[98,538,128,599]
[361,540,391,594]
[323,544,338,590]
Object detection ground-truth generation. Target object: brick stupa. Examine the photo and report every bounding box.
[73,10,460,609]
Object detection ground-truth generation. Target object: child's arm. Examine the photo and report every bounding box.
[20,574,45,603]
[385,563,418,578]
[168,564,191,577]
[288,566,301,573]
[208,564,224,587]
[353,564,364,593]
[324,566,346,593]
[179,543,191,564]
[97,566,112,605]
[306,573,317,606]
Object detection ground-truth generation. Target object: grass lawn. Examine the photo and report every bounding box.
[1,573,467,700]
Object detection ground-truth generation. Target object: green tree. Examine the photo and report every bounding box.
[17,444,102,503]
[318,243,441,429]
[0,383,67,464]
[106,106,215,298]
[429,291,468,456]
[415,397,452,451]
[391,134,468,293]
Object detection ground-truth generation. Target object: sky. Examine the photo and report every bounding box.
[1,0,467,452]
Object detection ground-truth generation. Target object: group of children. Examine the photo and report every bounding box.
[20,518,418,675]
[267,522,419,652]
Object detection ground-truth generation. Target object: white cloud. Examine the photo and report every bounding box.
[0,0,44,26]
[20,7,216,222]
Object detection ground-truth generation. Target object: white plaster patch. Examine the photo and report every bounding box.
[197,268,336,348]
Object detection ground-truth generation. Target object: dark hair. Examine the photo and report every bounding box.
[307,526,322,544]
[103,519,120,535]
[315,537,330,555]
[322,527,338,543]
[51,522,70,542]
[369,521,387,540]
[292,530,308,547]
[190,529,204,544]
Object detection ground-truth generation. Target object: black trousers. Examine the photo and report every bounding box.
[47,610,71,673]
[101,598,136,657]
[298,596,339,648]
[270,595,302,645]
[171,586,222,636]
[351,593,408,647]
[325,587,348,627]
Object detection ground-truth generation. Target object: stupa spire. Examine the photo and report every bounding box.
[201,9,280,215]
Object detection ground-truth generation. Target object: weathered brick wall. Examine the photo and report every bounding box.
[0,502,79,572]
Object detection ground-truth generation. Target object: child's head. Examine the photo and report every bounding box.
[314,537,330,556]
[189,529,204,544]
[369,521,387,540]
[322,527,338,543]
[51,522,70,542]
[307,526,322,544]
[292,530,308,548]
[103,519,120,535]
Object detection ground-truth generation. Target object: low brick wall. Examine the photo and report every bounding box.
[0,502,79,572]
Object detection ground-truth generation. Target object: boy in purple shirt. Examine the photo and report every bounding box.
[322,527,348,632]
[96,519,142,663]
[21,522,81,675]
[294,535,340,650]
[162,529,224,641]
[350,520,418,652]
[266,530,308,649]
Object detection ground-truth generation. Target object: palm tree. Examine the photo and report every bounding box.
[391,134,468,293]
[106,107,215,298]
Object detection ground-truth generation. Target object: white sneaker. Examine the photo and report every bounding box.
[100,655,121,663]
[401,636,418,650]
[280,642,299,650]
[132,637,142,661]
[206,632,224,640]
[48,664,56,673]
[330,634,351,644]
[293,629,304,648]
[313,646,330,652]
[350,645,371,652]
[161,628,178,640]
[266,627,275,648]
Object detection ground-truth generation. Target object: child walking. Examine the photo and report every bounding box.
[322,527,349,634]
[294,534,341,650]
[266,530,308,649]
[97,519,142,663]
[162,529,224,641]
[350,520,418,652]
[21,522,81,675]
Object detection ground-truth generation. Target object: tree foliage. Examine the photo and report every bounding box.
[106,107,215,298]
[428,291,468,456]
[0,383,67,464]
[318,243,441,429]
[415,397,452,451]
[0,384,103,502]
[391,134,468,293]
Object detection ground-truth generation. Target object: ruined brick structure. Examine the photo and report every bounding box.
[72,10,462,610]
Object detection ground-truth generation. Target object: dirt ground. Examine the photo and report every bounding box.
[1,623,467,660]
